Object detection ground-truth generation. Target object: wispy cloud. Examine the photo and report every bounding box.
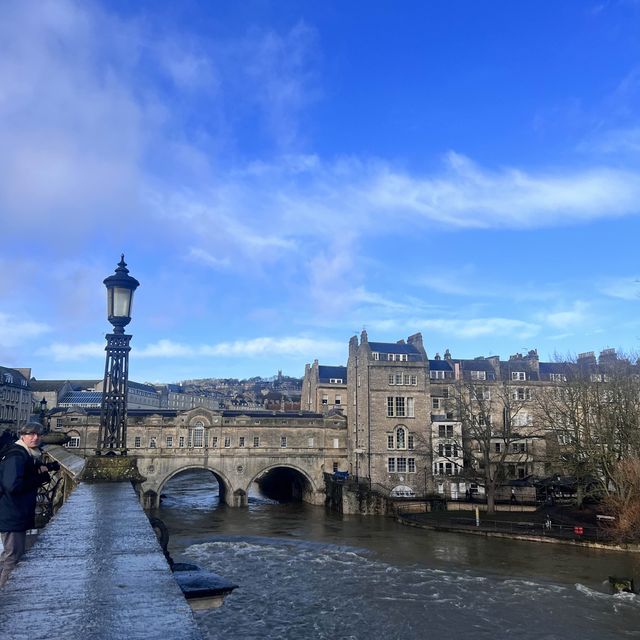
[367,315,540,340]
[539,301,589,330]
[598,276,640,300]
[0,313,51,348]
[39,336,344,361]
[37,341,103,361]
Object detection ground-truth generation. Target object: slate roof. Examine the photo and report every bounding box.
[499,361,541,382]
[29,380,100,392]
[0,366,29,387]
[368,342,425,362]
[539,362,573,380]
[318,366,347,383]
[428,359,454,371]
[129,381,159,394]
[368,342,421,355]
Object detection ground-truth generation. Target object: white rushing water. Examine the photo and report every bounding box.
[154,470,640,640]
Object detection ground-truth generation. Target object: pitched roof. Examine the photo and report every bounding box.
[368,342,421,355]
[318,366,347,383]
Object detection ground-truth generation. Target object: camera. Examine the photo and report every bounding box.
[43,461,61,472]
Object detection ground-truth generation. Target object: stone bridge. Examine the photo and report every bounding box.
[51,407,349,508]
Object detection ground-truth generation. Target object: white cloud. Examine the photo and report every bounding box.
[421,317,541,339]
[367,315,540,340]
[0,313,51,348]
[135,336,344,359]
[538,301,589,329]
[37,341,103,361]
[598,276,640,300]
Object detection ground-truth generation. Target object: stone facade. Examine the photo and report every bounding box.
[301,360,347,413]
[50,406,348,507]
[0,366,33,432]
[346,331,432,497]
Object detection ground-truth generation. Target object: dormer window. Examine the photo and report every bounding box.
[329,378,343,384]
[430,370,446,380]
[372,352,380,360]
[511,371,526,381]
[470,371,486,381]
[387,354,408,362]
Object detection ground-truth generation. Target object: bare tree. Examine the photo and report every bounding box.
[535,353,640,511]
[450,380,541,514]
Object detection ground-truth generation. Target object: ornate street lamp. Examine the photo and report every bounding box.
[96,255,140,455]
[39,397,49,433]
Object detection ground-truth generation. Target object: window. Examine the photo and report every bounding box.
[408,435,414,450]
[470,370,486,381]
[494,443,501,453]
[387,434,394,449]
[387,353,408,362]
[149,438,157,449]
[253,436,260,447]
[445,462,453,475]
[333,438,339,448]
[224,437,231,448]
[333,462,339,472]
[549,373,566,382]
[134,436,141,448]
[406,397,414,417]
[388,458,396,473]
[322,394,328,405]
[474,387,491,401]
[239,436,245,448]
[308,437,315,447]
[65,436,80,448]
[395,426,406,449]
[179,436,185,448]
[511,371,526,381]
[335,394,342,405]
[438,424,454,438]
[432,398,441,409]
[408,458,416,473]
[211,436,218,448]
[280,436,287,448]
[430,370,446,380]
[372,352,380,360]
[396,457,407,473]
[478,414,491,427]
[329,378,343,384]
[512,387,531,401]
[166,436,173,448]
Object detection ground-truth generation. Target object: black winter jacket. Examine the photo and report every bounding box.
[0,444,50,532]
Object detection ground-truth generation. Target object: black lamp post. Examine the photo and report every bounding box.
[96,255,140,456]
[39,397,49,433]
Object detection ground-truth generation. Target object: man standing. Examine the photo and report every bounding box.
[0,420,51,587]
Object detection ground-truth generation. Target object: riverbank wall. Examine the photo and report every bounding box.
[397,512,640,553]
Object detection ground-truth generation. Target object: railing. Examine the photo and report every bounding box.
[435,515,611,542]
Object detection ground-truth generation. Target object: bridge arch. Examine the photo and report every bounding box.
[151,464,235,509]
[248,463,319,504]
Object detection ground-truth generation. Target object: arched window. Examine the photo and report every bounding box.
[149,437,157,449]
[395,425,407,449]
[188,420,205,447]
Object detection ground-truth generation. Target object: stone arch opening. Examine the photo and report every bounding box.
[157,466,231,508]
[250,465,315,504]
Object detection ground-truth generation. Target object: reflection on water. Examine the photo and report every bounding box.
[154,470,640,640]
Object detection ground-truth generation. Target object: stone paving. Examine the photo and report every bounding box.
[0,482,203,640]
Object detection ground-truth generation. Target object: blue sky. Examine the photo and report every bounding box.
[2,0,640,383]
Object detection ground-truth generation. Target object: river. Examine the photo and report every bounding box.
[153,469,640,640]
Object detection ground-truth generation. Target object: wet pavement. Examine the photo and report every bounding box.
[0,482,203,640]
